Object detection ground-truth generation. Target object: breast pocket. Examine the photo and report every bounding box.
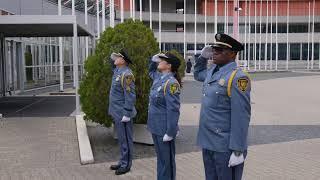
[216,86,230,109]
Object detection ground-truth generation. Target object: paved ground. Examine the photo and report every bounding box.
[1,71,320,179]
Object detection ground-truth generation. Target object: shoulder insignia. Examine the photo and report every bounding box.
[123,73,135,92]
[169,82,180,94]
[237,77,249,92]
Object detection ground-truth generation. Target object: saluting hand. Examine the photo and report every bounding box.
[200,45,213,59]
[152,53,165,63]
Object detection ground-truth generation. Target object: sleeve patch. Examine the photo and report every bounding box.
[169,83,180,94]
[237,78,249,92]
[125,74,135,91]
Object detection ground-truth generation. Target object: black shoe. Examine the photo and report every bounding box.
[110,164,121,170]
[115,167,130,175]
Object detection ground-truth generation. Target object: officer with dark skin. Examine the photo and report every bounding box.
[194,33,251,180]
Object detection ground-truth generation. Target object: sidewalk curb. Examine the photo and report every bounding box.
[75,114,94,165]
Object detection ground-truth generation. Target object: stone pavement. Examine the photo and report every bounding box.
[1,73,320,179]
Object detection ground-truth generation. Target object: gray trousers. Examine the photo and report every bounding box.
[114,120,133,169]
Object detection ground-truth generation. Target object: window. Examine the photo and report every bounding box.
[290,44,301,60]
[176,1,184,14]
[176,24,184,32]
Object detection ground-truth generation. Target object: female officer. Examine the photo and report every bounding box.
[147,52,182,180]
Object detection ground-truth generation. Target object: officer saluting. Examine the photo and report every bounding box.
[147,52,182,180]
[108,49,136,175]
[194,34,251,180]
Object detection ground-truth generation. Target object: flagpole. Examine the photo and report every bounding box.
[276,0,278,70]
[307,0,310,69]
[205,0,207,45]
[214,0,218,35]
[254,0,257,71]
[140,0,142,21]
[184,0,186,59]
[159,0,161,50]
[264,0,268,71]
[270,0,273,70]
[102,0,105,30]
[286,0,289,70]
[121,0,124,22]
[259,0,262,70]
[149,0,152,28]
[130,0,133,18]
[311,0,315,69]
[96,0,100,39]
[226,0,228,34]
[244,0,247,65]
[248,0,251,70]
[194,0,197,54]
[225,0,227,34]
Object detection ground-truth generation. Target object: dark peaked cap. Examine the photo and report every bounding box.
[211,33,244,52]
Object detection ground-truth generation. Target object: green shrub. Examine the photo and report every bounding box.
[79,20,158,126]
[79,20,186,127]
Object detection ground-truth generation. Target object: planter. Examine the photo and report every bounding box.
[113,123,154,145]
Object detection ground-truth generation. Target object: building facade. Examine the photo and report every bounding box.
[0,0,319,96]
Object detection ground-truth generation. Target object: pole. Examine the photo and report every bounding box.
[58,0,64,92]
[264,0,268,71]
[286,0,289,70]
[102,0,105,30]
[159,0,161,50]
[96,0,100,39]
[205,0,207,45]
[121,0,124,22]
[214,0,218,34]
[276,0,278,70]
[194,0,197,54]
[140,0,142,21]
[184,0,186,59]
[149,0,152,28]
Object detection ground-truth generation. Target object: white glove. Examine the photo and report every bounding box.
[163,134,173,142]
[121,116,130,122]
[152,53,165,63]
[200,45,213,59]
[228,152,245,167]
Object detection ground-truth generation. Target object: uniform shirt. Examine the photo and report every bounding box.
[147,60,181,137]
[194,55,251,152]
[108,66,137,121]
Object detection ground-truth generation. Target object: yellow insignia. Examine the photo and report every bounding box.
[237,78,249,92]
[125,74,134,91]
[169,83,180,94]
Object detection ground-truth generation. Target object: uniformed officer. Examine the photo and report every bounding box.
[194,34,251,180]
[147,52,182,180]
[108,49,136,175]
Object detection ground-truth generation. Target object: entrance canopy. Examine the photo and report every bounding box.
[0,15,94,115]
[0,15,94,37]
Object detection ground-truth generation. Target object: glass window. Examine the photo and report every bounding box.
[290,43,300,60]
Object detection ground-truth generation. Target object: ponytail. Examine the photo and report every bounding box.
[172,68,183,88]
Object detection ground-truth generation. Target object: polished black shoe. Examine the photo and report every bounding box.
[110,164,121,170]
[115,167,130,175]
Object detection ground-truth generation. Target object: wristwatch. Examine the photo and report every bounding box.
[233,151,243,157]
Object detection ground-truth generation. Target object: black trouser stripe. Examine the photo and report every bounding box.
[123,122,130,170]
[232,167,235,180]
[169,141,174,180]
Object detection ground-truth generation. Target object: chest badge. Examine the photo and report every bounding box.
[115,75,120,81]
[218,79,225,86]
